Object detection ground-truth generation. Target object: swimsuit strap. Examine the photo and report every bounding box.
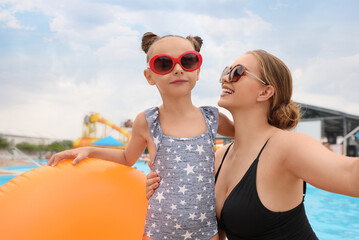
[255,138,307,200]
[215,142,234,183]
[215,138,270,184]
[255,138,270,161]
[144,107,163,150]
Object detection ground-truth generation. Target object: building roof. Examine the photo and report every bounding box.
[298,102,359,139]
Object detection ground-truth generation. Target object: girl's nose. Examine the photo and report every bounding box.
[172,63,184,74]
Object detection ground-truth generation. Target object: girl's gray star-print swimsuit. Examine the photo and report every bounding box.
[144,106,219,240]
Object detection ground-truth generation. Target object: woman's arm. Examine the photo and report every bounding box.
[218,228,227,240]
[146,171,160,199]
[217,112,234,138]
[48,112,148,167]
[283,131,359,197]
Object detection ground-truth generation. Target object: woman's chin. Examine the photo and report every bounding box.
[218,98,229,109]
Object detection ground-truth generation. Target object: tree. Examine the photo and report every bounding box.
[0,136,9,149]
[46,140,73,152]
[16,142,38,153]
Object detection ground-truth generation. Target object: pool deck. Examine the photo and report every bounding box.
[0,158,35,176]
[0,169,21,176]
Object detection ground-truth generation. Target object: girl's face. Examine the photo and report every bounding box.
[218,53,270,111]
[144,37,200,98]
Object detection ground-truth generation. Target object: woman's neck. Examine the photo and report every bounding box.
[230,108,275,150]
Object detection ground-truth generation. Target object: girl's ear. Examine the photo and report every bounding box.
[144,69,156,85]
[257,85,275,102]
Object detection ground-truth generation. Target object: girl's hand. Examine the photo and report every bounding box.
[146,171,161,200]
[47,147,92,166]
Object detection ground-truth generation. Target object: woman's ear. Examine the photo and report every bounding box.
[257,85,275,102]
[144,69,156,85]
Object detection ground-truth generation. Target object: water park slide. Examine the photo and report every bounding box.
[89,113,131,141]
[73,113,131,148]
[0,158,148,240]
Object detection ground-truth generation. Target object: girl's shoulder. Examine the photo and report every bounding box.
[199,106,219,120]
[132,112,149,131]
[199,105,218,112]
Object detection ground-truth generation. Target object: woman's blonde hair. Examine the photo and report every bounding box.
[141,32,203,61]
[247,50,301,130]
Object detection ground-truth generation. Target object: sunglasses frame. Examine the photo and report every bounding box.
[220,64,268,85]
[147,50,202,75]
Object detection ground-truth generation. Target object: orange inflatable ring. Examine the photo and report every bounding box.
[0,158,148,240]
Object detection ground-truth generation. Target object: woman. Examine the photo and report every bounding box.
[147,49,359,239]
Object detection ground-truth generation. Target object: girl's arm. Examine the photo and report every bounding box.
[282,131,359,197]
[217,112,234,138]
[48,112,148,167]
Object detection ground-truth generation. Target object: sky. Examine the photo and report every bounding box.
[0,0,358,141]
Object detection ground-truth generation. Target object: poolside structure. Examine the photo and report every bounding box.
[298,102,359,156]
[73,113,131,149]
[214,103,359,156]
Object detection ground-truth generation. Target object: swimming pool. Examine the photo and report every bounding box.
[1,162,358,239]
[305,184,359,239]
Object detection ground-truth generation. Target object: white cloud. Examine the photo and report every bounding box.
[0,7,35,29]
[293,53,359,115]
[197,11,272,39]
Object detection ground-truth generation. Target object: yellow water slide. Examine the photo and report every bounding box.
[89,113,131,141]
[73,113,131,148]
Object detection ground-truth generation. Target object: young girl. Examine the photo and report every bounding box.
[48,32,234,240]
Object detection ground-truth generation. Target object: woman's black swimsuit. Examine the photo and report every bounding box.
[215,140,318,240]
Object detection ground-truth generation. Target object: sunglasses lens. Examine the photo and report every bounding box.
[221,67,230,78]
[231,65,245,82]
[181,53,199,70]
[153,56,173,73]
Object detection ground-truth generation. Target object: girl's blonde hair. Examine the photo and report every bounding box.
[141,32,203,61]
[247,50,301,130]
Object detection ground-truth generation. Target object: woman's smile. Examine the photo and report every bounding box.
[221,87,234,97]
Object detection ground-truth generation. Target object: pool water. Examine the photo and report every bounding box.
[1,162,358,239]
[305,184,359,239]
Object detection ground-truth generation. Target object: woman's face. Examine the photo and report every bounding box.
[217,53,266,111]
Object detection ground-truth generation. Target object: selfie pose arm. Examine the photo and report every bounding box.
[282,131,359,197]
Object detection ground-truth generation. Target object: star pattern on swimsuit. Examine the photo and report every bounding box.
[195,145,204,155]
[144,107,219,239]
[182,231,193,239]
[178,185,188,194]
[185,144,193,151]
[184,164,195,175]
[155,191,165,203]
[153,136,160,146]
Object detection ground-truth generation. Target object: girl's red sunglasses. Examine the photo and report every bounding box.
[148,51,202,75]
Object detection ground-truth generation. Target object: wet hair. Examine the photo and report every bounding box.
[247,50,301,130]
[141,32,203,62]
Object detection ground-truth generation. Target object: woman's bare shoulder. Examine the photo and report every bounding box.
[215,142,233,172]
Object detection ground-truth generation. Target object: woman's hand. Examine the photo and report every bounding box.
[47,147,93,166]
[146,171,161,200]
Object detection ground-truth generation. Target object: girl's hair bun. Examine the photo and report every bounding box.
[141,32,160,53]
[186,35,203,52]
